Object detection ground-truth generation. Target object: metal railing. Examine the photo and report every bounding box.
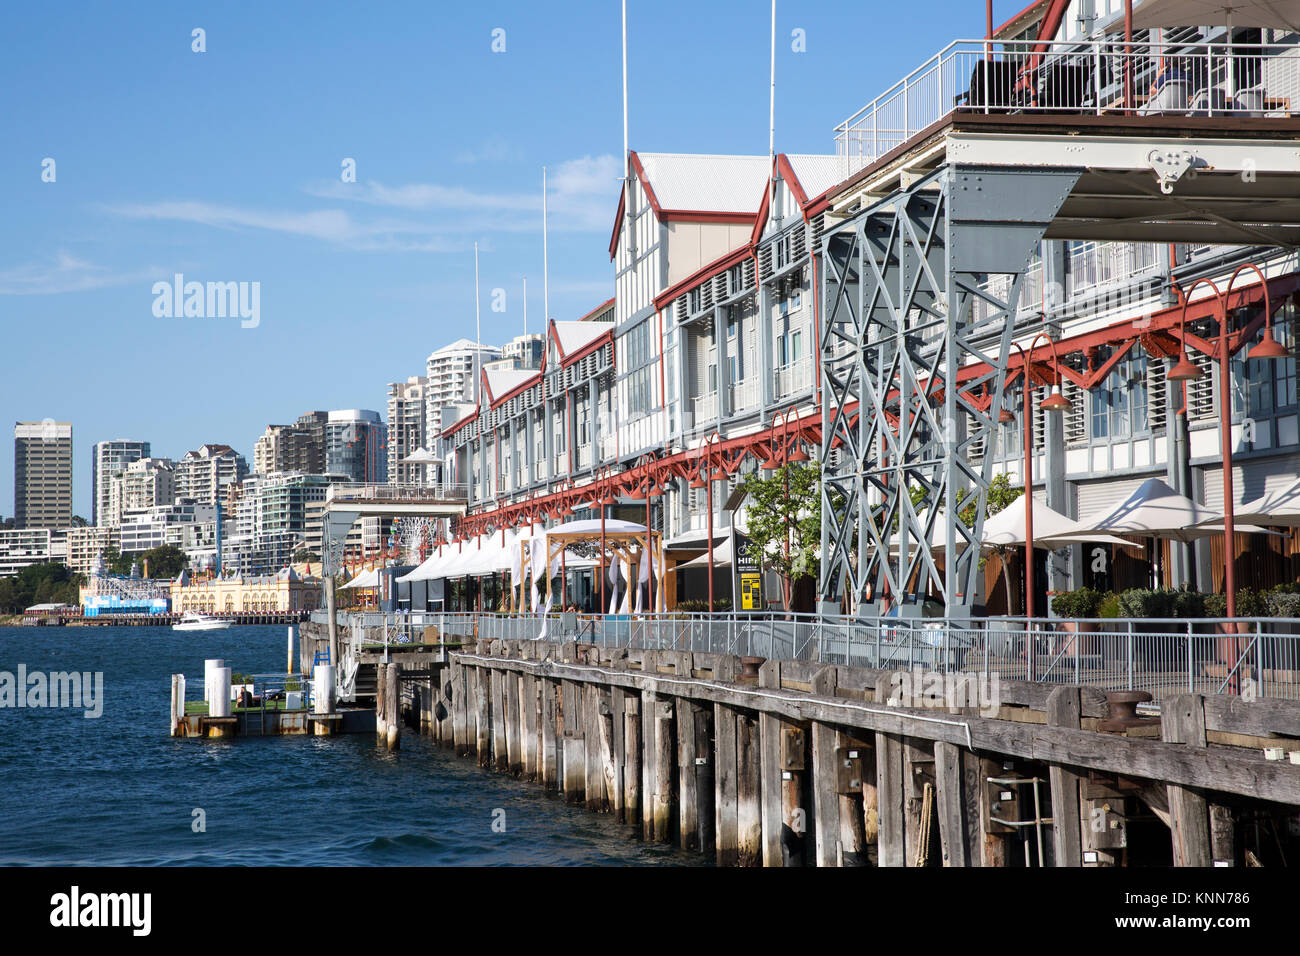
[835,38,1300,159]
[313,609,1300,702]
[325,482,468,503]
[774,356,814,399]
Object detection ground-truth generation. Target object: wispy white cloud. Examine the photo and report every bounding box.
[306,153,621,232]
[0,252,160,295]
[453,136,525,165]
[101,154,622,253]
[105,200,467,253]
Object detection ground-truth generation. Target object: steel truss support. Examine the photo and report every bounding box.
[819,164,1080,618]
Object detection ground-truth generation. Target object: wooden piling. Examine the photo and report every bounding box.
[676,694,700,850]
[836,732,869,867]
[933,740,968,866]
[977,756,1008,867]
[598,693,620,818]
[736,711,762,866]
[562,732,586,803]
[475,667,491,769]
[521,671,539,780]
[654,699,675,843]
[1047,685,1083,867]
[758,661,784,866]
[874,676,906,867]
[623,693,641,826]
[714,702,738,865]
[1162,694,1213,867]
[491,668,508,772]
[902,739,931,866]
[504,666,522,776]
[694,703,716,855]
[780,723,807,867]
[809,667,838,867]
[541,678,559,789]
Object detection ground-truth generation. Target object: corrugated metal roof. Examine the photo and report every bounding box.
[785,154,870,201]
[637,153,770,213]
[484,367,536,399]
[553,320,613,357]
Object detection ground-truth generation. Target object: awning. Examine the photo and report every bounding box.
[339,568,380,589]
[1105,0,1300,32]
[678,537,735,568]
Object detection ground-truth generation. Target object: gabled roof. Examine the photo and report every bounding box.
[551,320,613,364]
[610,151,770,259]
[483,367,539,406]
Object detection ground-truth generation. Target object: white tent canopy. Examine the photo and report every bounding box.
[680,536,734,568]
[1106,0,1300,32]
[339,568,380,589]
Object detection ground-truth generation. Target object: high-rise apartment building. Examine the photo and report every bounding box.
[387,377,430,485]
[106,457,176,526]
[424,340,502,442]
[14,421,74,529]
[324,409,387,483]
[174,444,248,509]
[92,439,150,526]
[252,411,327,475]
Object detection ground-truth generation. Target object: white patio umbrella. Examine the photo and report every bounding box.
[339,568,380,589]
[983,499,1135,549]
[1108,0,1300,33]
[1194,476,1300,528]
[679,536,734,568]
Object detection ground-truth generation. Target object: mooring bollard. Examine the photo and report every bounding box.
[204,658,225,707]
[170,674,185,737]
[208,666,232,737]
[313,663,335,736]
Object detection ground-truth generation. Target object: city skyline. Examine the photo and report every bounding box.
[0,0,999,520]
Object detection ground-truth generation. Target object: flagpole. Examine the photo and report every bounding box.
[542,167,550,325]
[474,241,481,404]
[769,0,776,216]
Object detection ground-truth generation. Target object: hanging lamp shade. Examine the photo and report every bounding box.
[998,407,1016,423]
[785,443,810,463]
[1040,384,1072,412]
[1167,352,1205,381]
[1250,329,1290,360]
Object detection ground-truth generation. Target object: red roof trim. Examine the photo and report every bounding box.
[559,328,613,369]
[660,209,755,224]
[996,0,1046,37]
[442,408,478,439]
[608,190,625,260]
[653,245,752,311]
[776,154,810,207]
[576,297,615,323]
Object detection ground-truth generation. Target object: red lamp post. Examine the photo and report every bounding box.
[1167,267,1283,625]
[1009,334,1072,631]
[692,433,723,611]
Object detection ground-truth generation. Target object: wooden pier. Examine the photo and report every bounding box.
[393,637,1300,867]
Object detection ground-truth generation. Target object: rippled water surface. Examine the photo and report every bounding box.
[0,625,700,866]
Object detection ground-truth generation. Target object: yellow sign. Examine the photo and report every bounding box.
[740,572,762,611]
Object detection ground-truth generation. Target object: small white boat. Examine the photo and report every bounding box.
[173,612,232,632]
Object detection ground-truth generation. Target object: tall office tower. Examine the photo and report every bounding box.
[387,377,429,485]
[14,421,74,529]
[92,439,150,526]
[324,409,387,483]
[174,443,249,508]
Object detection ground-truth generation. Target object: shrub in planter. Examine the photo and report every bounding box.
[1050,588,1103,619]
[1203,592,1227,618]
[1169,588,1206,619]
[1098,593,1122,619]
[1203,587,1269,618]
[1267,589,1300,618]
[1117,588,1178,619]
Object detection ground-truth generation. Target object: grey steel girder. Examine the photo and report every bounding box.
[819,164,1081,618]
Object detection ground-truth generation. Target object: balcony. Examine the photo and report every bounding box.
[835,38,1299,161]
[693,391,718,426]
[774,357,814,400]
[730,378,759,413]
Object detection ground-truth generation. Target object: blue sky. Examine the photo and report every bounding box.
[1,0,1012,519]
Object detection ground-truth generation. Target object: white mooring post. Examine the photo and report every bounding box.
[287,625,296,675]
[314,664,336,715]
[210,668,232,718]
[170,674,186,736]
[204,659,225,706]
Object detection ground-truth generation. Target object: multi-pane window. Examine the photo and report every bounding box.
[1234,299,1298,417]
[1090,350,1148,439]
[621,319,656,417]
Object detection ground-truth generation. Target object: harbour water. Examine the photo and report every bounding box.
[0,625,700,866]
